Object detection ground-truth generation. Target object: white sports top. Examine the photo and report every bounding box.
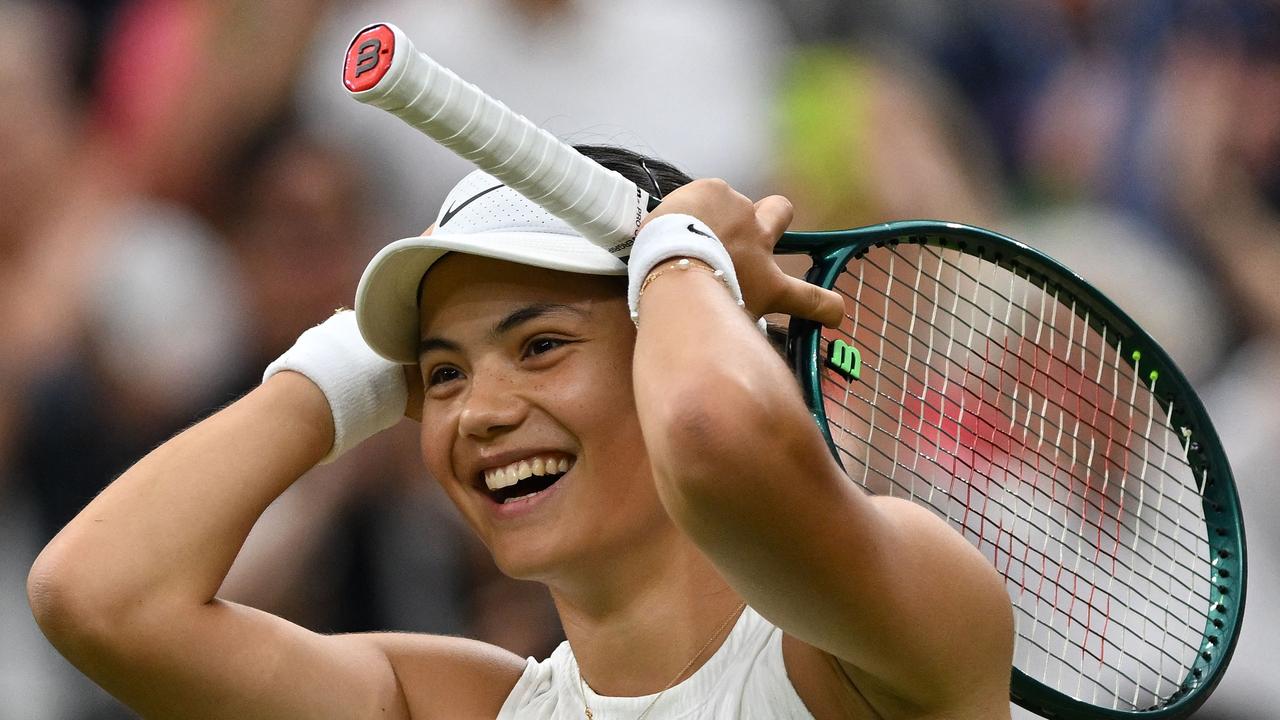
[496,606,815,719]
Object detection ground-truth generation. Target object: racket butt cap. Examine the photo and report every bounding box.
[342,23,404,97]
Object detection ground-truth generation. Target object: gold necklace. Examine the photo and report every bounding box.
[576,601,747,720]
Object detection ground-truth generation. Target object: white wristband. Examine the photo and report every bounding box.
[263,310,407,464]
[627,213,767,333]
[626,214,743,324]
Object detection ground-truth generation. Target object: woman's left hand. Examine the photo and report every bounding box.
[642,178,844,328]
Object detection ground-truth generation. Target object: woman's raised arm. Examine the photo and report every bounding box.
[27,313,521,719]
[630,180,1014,719]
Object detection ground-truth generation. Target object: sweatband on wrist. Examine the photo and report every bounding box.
[626,214,743,324]
[263,310,407,464]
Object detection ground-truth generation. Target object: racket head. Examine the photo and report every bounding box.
[778,221,1245,719]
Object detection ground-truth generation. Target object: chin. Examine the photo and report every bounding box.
[487,533,576,583]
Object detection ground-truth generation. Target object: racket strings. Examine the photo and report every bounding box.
[819,244,1215,711]
[844,252,1203,696]
[829,263,1173,464]
[818,309,1209,566]
[819,387,1210,606]
[819,279,1208,609]
[815,335,1211,584]
[849,251,1116,385]
[823,375,1205,703]
[822,287,1173,498]
[819,379,1208,630]
[819,392,1218,666]
[833,249,1207,556]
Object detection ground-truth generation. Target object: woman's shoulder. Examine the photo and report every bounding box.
[364,632,529,719]
[493,640,578,719]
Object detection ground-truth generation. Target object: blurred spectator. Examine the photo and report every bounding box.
[0,2,110,464]
[85,0,329,209]
[0,4,135,718]
[1151,4,1280,338]
[772,44,1004,230]
[221,128,369,368]
[17,201,248,537]
[1146,5,1280,717]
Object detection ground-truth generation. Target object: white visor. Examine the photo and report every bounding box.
[356,169,627,364]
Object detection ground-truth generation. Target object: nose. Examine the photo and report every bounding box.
[457,366,528,440]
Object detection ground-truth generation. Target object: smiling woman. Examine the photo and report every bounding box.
[26,145,1014,719]
[410,255,658,583]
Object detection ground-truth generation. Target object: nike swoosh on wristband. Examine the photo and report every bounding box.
[439,183,505,226]
[687,223,713,239]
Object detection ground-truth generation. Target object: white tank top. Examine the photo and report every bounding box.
[496,606,815,719]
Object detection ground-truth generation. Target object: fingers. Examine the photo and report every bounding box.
[771,274,846,329]
[640,177,746,236]
[753,195,794,241]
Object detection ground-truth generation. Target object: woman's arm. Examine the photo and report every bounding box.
[28,361,520,718]
[631,180,1013,717]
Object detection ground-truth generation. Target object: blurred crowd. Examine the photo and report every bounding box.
[0,0,1276,718]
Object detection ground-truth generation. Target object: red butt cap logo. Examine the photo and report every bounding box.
[343,25,395,93]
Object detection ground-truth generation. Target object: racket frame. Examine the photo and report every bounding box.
[779,221,1246,720]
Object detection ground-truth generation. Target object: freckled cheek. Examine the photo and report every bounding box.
[417,418,457,484]
[598,355,638,414]
[547,364,641,458]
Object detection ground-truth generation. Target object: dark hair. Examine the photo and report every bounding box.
[573,144,693,204]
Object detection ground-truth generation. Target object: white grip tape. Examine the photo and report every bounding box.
[344,23,648,257]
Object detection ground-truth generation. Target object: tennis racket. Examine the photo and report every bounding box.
[342,23,1246,719]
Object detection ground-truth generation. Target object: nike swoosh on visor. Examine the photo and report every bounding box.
[439,183,506,227]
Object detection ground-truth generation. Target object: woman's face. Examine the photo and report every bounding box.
[416,253,665,580]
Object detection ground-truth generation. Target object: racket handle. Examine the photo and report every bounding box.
[342,22,648,258]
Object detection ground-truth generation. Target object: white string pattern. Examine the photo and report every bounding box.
[825,244,1214,711]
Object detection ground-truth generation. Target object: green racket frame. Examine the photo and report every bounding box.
[776,220,1246,720]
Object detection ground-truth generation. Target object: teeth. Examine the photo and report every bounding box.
[483,455,573,491]
[486,467,513,490]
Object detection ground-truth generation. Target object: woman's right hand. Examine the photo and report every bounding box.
[642,179,844,328]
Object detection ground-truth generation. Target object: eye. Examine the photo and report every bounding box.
[425,364,463,387]
[523,336,568,359]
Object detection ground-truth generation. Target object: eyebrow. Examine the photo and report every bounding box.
[491,303,588,337]
[418,337,462,356]
[417,303,589,357]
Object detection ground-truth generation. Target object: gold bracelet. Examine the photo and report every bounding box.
[638,257,728,296]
